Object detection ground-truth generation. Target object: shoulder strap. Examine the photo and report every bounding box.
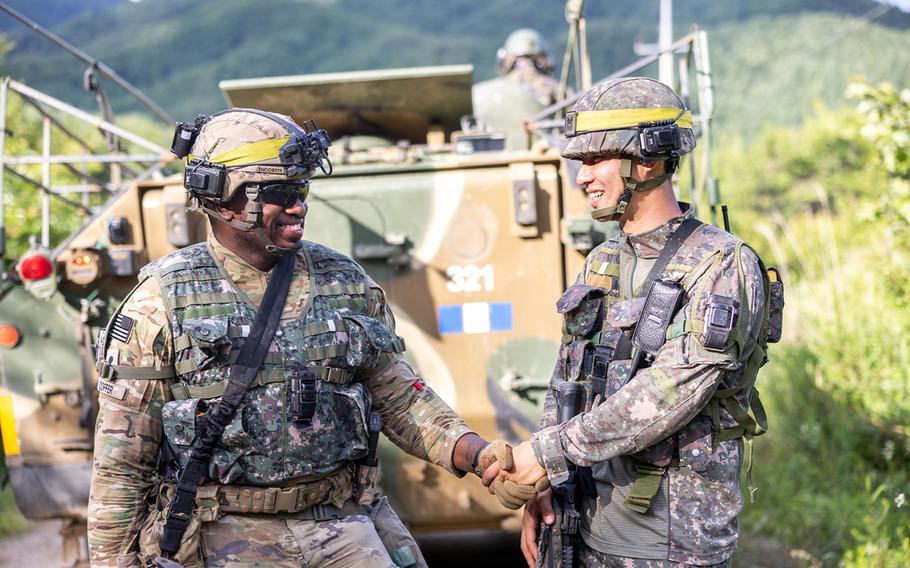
[159,252,295,559]
[639,217,703,298]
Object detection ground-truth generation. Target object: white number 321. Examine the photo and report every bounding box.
[446,264,494,293]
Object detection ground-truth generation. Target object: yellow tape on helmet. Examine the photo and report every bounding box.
[188,135,291,166]
[574,108,692,133]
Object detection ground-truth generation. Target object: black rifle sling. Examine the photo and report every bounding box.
[159,253,295,559]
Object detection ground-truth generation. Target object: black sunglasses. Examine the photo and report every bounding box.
[257,182,310,208]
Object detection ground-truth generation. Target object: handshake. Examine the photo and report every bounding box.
[473,439,550,509]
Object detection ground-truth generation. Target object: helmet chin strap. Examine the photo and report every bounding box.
[202,185,302,255]
[590,158,673,223]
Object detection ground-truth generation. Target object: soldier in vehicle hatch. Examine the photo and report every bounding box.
[483,78,780,567]
[87,108,530,568]
[494,28,562,107]
[472,29,566,151]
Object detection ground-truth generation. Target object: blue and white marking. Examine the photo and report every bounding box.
[438,302,513,335]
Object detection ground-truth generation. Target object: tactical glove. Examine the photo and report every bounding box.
[472,439,515,477]
[490,476,551,510]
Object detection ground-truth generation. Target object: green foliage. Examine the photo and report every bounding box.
[726,90,910,565]
[848,79,910,302]
[0,485,27,537]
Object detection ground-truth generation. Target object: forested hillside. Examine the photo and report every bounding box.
[0,0,908,135]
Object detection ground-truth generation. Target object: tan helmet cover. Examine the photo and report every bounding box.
[189,109,307,203]
[561,77,696,162]
[498,28,553,74]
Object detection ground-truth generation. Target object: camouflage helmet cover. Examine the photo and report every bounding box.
[503,28,549,58]
[561,77,696,161]
[188,109,311,204]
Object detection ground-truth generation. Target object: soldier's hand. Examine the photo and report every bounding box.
[500,441,547,486]
[521,489,554,567]
[490,476,550,509]
[472,439,514,478]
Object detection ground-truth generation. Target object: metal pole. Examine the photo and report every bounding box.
[42,116,51,246]
[658,0,674,86]
[3,166,93,214]
[8,80,168,154]
[693,30,716,225]
[0,78,7,268]
[0,2,174,126]
[578,17,592,90]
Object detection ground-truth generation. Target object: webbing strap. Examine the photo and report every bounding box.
[174,349,286,376]
[624,462,666,513]
[159,253,294,559]
[591,261,620,277]
[301,318,344,337]
[306,343,348,360]
[172,292,237,309]
[160,271,225,285]
[96,361,177,380]
[169,366,354,400]
[315,283,366,296]
[169,369,284,400]
[315,366,356,384]
[665,319,705,341]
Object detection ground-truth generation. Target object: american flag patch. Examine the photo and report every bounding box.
[110,314,134,343]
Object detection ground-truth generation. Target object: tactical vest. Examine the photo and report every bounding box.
[557,224,778,512]
[141,241,404,486]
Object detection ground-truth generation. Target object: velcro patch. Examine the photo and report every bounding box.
[110,314,135,343]
[97,378,127,400]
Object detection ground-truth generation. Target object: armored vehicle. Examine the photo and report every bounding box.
[0,15,716,566]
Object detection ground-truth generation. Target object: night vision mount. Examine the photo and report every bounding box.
[637,119,681,162]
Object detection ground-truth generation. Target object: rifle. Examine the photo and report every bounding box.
[536,379,584,568]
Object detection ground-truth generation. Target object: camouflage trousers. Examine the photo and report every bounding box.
[199,497,426,568]
[578,540,733,568]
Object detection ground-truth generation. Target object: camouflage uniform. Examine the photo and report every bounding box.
[503,58,562,107]
[88,233,469,567]
[531,206,768,566]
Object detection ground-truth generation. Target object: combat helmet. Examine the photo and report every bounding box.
[497,28,554,74]
[562,77,695,221]
[169,108,332,253]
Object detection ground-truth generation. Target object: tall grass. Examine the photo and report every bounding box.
[715,105,910,565]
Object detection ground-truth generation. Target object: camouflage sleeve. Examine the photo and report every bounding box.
[362,278,472,476]
[88,277,174,567]
[532,244,766,480]
[539,252,597,429]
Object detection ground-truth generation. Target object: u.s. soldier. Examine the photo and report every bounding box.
[87,108,526,568]
[486,77,775,567]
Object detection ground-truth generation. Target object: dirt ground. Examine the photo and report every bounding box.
[0,519,63,568]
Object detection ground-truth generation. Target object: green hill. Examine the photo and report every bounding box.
[0,0,908,136]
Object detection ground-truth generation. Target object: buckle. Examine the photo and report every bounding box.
[565,111,578,137]
[274,487,299,513]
